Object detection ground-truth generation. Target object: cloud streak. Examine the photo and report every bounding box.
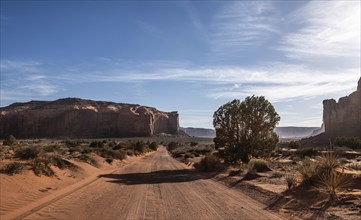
[279,1,360,61]
[209,1,279,56]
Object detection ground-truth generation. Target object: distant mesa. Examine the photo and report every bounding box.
[274,127,321,138]
[180,127,216,138]
[302,77,361,145]
[180,126,321,139]
[0,98,179,139]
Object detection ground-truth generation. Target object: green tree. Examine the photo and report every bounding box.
[213,96,280,164]
[3,135,17,146]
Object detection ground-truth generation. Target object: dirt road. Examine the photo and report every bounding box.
[21,147,282,219]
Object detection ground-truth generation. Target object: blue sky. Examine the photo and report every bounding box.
[1,1,360,128]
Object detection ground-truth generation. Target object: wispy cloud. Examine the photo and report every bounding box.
[210,1,278,55]
[55,61,360,103]
[279,1,360,61]
[1,60,58,101]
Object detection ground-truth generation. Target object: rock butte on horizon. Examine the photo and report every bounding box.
[304,77,361,145]
[0,98,179,139]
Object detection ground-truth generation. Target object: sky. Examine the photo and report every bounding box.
[1,0,360,129]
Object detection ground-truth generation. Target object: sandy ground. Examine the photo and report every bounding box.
[0,154,145,220]
[2,147,283,220]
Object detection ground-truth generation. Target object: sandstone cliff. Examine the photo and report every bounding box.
[322,77,361,138]
[0,98,179,138]
[302,77,361,145]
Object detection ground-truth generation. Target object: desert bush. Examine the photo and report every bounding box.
[335,137,361,150]
[126,149,134,156]
[43,145,59,153]
[270,171,284,178]
[112,142,128,150]
[285,175,297,189]
[288,141,300,149]
[197,154,220,172]
[194,145,213,154]
[49,155,75,170]
[90,141,104,148]
[317,171,351,200]
[15,147,40,160]
[167,142,179,151]
[184,152,195,159]
[346,162,361,170]
[295,148,318,158]
[3,135,17,146]
[98,148,126,160]
[134,141,147,153]
[149,142,158,151]
[248,159,271,173]
[319,151,339,173]
[108,141,117,148]
[105,158,113,164]
[64,140,79,148]
[190,142,198,147]
[3,162,23,175]
[32,158,55,176]
[79,154,98,167]
[298,157,319,184]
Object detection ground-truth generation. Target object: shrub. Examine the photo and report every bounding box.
[98,148,126,160]
[184,152,195,159]
[43,145,59,153]
[149,142,158,151]
[108,141,117,148]
[288,141,300,149]
[134,141,147,153]
[285,175,297,189]
[112,142,128,150]
[64,140,79,148]
[335,137,361,150]
[270,171,284,178]
[79,154,98,167]
[15,147,40,160]
[167,142,179,151]
[319,150,339,173]
[317,171,351,200]
[3,162,23,175]
[248,159,271,173]
[90,141,104,148]
[298,157,319,184]
[197,154,220,172]
[3,135,17,146]
[194,145,213,154]
[32,158,55,177]
[49,155,75,170]
[190,142,198,147]
[105,158,113,164]
[296,148,318,158]
[346,162,361,170]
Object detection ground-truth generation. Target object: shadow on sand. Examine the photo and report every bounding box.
[99,169,218,185]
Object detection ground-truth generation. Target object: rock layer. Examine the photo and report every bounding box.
[0,98,179,138]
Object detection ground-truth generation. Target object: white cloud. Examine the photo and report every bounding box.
[210,1,278,55]
[0,60,42,73]
[1,60,58,100]
[279,1,360,61]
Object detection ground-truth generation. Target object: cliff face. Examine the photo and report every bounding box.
[302,77,361,146]
[0,98,179,138]
[323,77,361,138]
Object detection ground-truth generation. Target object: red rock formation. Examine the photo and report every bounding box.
[302,77,361,146]
[323,77,361,138]
[0,98,179,138]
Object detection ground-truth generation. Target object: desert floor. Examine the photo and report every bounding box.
[3,147,283,220]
